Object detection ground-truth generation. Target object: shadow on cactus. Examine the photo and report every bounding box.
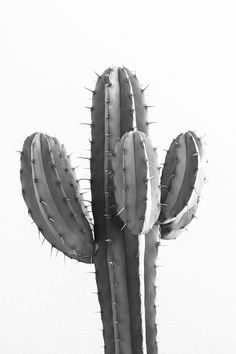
[20,66,206,354]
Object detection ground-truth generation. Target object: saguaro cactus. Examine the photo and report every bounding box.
[20,66,206,354]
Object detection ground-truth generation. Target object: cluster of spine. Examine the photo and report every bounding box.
[20,66,206,354]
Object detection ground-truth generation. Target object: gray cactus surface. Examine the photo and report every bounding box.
[20,66,206,354]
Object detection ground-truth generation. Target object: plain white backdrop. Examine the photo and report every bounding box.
[0,0,236,353]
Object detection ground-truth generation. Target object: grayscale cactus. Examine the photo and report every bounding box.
[20,66,206,354]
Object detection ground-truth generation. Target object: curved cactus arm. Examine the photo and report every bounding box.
[159,131,206,239]
[20,132,96,263]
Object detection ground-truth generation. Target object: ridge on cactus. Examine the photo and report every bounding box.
[19,65,206,354]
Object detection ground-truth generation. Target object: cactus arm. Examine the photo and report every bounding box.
[159,131,206,239]
[112,131,160,235]
[160,132,199,223]
[20,133,94,263]
[33,133,95,259]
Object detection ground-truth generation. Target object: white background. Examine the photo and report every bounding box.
[0,0,236,353]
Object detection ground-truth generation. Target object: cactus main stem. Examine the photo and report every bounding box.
[91,67,159,354]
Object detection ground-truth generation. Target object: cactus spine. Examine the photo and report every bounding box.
[20,66,206,354]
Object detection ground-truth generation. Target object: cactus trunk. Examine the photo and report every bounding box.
[91,67,160,353]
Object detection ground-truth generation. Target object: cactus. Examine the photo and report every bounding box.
[19,66,206,354]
